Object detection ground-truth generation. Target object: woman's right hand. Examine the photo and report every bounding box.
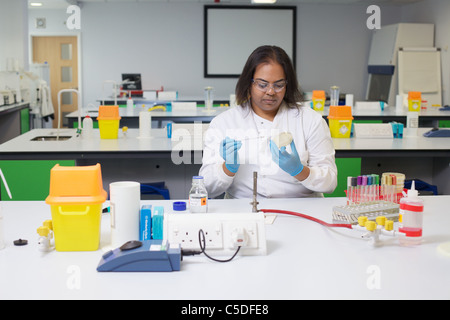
[220,137,242,174]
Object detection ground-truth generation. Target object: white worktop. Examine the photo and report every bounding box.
[0,102,29,114]
[0,196,449,300]
[67,106,229,119]
[0,128,190,153]
[0,128,448,155]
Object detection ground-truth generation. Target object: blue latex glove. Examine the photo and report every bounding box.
[269,140,304,176]
[220,137,242,173]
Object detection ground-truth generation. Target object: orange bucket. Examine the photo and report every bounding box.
[45,164,107,251]
[97,105,121,139]
[408,91,421,112]
[327,106,353,138]
[312,90,326,111]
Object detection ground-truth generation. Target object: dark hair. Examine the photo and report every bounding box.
[235,45,304,107]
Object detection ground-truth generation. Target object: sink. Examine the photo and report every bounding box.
[30,136,72,141]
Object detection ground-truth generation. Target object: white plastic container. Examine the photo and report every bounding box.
[189,176,208,213]
[82,115,94,138]
[109,181,141,248]
[398,180,423,246]
[406,112,419,136]
[139,111,151,138]
[204,87,214,111]
[127,97,134,115]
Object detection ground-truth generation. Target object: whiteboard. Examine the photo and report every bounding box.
[398,48,442,107]
[204,6,296,78]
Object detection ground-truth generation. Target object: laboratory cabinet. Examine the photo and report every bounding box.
[1,128,449,200]
[0,103,30,144]
[0,160,75,201]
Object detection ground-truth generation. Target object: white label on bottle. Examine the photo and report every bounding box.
[189,197,207,207]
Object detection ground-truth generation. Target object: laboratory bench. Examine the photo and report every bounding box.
[0,196,449,300]
[0,127,449,200]
[66,105,230,129]
[0,102,30,144]
[316,105,450,128]
[67,105,450,129]
[1,127,449,159]
[98,98,231,106]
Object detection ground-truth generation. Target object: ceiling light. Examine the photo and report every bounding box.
[251,0,277,4]
[30,2,43,7]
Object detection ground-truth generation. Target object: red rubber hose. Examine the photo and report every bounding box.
[260,209,353,229]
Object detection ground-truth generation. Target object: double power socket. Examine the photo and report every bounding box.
[163,212,267,256]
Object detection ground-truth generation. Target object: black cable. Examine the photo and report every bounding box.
[180,229,241,262]
[198,229,241,263]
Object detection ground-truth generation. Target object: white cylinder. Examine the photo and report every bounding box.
[0,205,5,250]
[345,94,354,108]
[109,181,141,248]
[396,94,403,111]
[82,116,94,138]
[139,111,151,138]
[406,112,419,136]
[126,98,134,116]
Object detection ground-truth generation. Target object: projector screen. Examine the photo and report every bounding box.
[204,5,297,78]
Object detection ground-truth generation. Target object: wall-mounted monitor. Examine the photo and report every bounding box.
[122,73,142,90]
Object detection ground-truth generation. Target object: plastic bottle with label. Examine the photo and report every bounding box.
[82,115,94,138]
[189,176,208,213]
[127,97,134,115]
[398,180,423,246]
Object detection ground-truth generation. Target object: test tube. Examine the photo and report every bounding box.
[351,177,357,204]
[362,175,368,203]
[347,177,352,204]
[372,174,380,201]
[367,175,373,202]
[381,174,388,201]
[357,176,363,204]
[391,174,397,203]
[386,174,394,202]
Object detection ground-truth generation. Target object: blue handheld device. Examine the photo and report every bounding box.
[423,128,450,137]
[97,240,181,272]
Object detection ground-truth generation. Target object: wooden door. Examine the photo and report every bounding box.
[32,36,78,128]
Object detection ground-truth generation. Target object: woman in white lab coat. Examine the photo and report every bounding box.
[199,45,337,199]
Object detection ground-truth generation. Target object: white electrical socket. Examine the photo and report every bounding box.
[163,212,267,256]
[169,221,224,249]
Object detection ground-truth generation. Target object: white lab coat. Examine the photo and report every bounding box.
[199,102,337,199]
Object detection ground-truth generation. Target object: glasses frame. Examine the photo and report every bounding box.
[251,79,288,93]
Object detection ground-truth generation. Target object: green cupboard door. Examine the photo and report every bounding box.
[324,158,361,198]
[0,160,75,201]
[439,120,450,128]
[20,108,30,134]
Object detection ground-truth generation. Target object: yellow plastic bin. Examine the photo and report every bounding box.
[312,90,326,111]
[327,105,353,138]
[408,91,421,112]
[45,164,107,251]
[97,105,121,139]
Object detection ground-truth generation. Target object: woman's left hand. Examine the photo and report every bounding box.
[269,140,304,176]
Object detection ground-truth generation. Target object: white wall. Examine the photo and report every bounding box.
[0,0,28,71]
[297,4,401,99]
[26,2,417,107]
[401,0,450,105]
